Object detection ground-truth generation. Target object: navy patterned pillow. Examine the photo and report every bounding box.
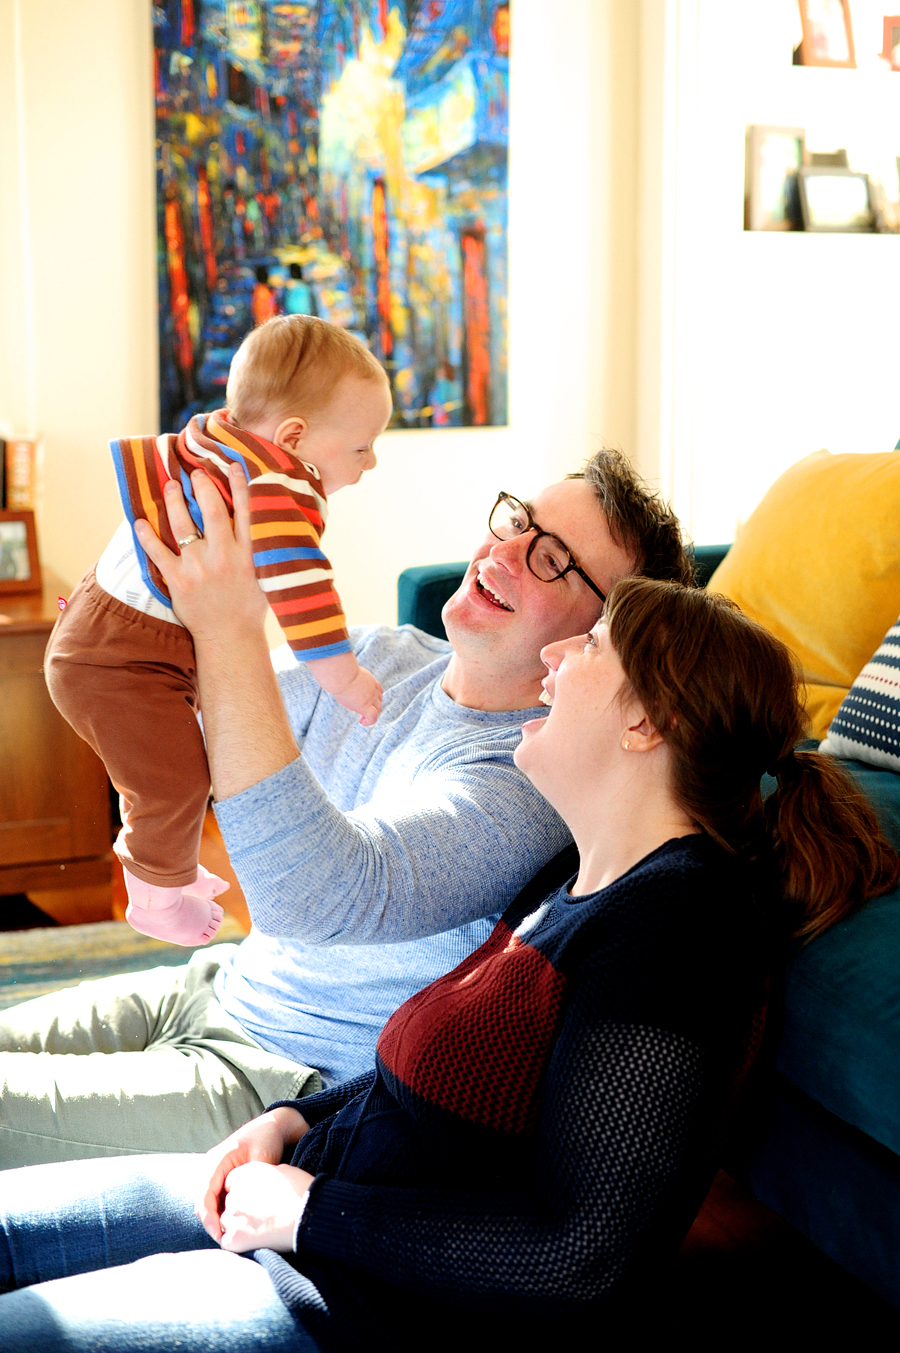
[820,616,900,770]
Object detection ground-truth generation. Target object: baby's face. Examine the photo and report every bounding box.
[301,375,393,494]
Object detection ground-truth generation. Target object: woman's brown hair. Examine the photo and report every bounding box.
[605,577,899,940]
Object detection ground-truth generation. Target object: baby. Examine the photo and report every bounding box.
[45,315,392,947]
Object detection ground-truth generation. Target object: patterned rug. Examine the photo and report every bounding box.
[0,914,246,1010]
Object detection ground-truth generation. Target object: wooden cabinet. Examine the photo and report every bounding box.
[0,573,112,897]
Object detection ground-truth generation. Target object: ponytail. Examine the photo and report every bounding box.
[606,578,899,942]
[764,750,898,940]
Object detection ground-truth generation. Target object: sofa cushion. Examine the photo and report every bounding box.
[820,616,900,770]
[775,758,900,1155]
[708,449,900,739]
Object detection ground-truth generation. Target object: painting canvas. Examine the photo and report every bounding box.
[153,0,509,432]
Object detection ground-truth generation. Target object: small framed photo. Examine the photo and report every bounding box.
[881,16,900,69]
[745,126,806,231]
[797,167,876,231]
[796,0,856,67]
[0,510,41,595]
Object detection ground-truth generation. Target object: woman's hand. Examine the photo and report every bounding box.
[217,1161,316,1254]
[134,462,267,643]
[195,1106,309,1242]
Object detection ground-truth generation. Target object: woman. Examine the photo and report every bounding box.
[1,578,896,1350]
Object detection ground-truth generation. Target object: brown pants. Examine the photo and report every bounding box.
[44,570,210,888]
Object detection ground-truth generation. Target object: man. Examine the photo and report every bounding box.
[0,450,690,1167]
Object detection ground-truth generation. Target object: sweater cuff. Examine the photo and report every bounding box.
[296,1177,372,1262]
[266,1094,336,1131]
[291,1180,312,1251]
[213,752,317,822]
[268,1070,375,1129]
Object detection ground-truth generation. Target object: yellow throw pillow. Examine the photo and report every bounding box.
[708,449,900,741]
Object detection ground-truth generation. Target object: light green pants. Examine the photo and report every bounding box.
[0,945,320,1169]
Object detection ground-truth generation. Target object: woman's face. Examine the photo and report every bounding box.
[514,620,639,796]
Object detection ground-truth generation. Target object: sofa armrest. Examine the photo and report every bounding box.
[397,562,468,640]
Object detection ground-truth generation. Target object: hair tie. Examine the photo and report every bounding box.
[768,750,801,782]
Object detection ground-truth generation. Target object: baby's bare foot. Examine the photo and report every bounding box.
[124,867,229,946]
[126,894,225,947]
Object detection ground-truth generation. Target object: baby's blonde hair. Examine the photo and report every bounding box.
[226,315,388,429]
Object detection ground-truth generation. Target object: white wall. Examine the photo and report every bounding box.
[5,1,897,622]
[0,0,642,628]
[637,0,900,546]
[0,0,158,579]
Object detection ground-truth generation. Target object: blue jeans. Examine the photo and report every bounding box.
[0,1154,322,1351]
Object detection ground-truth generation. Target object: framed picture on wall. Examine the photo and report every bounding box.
[153,1,510,434]
[745,126,806,231]
[0,510,41,595]
[796,0,856,68]
[797,168,876,231]
[881,16,900,69]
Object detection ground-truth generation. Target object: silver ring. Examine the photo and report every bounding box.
[177,532,203,549]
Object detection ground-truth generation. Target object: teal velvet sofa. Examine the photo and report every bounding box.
[397,550,900,1310]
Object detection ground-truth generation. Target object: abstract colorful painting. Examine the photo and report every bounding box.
[153,1,509,431]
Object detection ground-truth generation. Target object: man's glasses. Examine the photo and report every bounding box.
[488,492,606,603]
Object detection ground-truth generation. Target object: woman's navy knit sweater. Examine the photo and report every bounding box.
[256,834,768,1350]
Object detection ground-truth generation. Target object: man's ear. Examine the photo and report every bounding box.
[623,712,665,753]
[272,415,308,453]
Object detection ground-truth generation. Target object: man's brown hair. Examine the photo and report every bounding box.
[568,448,693,586]
[227,315,388,430]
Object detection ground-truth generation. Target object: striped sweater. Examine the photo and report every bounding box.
[110,409,350,660]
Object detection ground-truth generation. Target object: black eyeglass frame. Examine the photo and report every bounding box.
[488,491,607,604]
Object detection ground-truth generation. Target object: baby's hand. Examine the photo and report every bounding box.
[307,651,383,724]
[334,665,383,726]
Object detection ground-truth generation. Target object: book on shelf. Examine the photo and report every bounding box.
[5,436,43,512]
[0,439,5,508]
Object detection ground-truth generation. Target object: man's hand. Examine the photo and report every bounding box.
[136,462,301,803]
[134,462,267,644]
[218,1161,316,1253]
[195,1106,309,1242]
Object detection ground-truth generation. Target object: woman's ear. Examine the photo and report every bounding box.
[272,416,309,453]
[622,712,665,753]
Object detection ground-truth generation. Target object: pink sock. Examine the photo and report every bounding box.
[124,866,229,947]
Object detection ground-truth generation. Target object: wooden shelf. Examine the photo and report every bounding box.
[0,570,113,902]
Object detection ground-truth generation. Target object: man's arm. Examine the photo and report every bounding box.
[134,464,300,800]
[214,749,570,944]
[137,466,570,943]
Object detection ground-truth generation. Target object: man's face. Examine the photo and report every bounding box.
[442,479,636,691]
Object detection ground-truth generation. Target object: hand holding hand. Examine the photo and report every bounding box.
[218,1161,316,1254]
[195,1106,309,1242]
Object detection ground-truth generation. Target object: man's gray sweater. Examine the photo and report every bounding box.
[213,624,570,1084]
